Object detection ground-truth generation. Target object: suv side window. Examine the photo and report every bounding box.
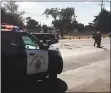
[22,35,40,50]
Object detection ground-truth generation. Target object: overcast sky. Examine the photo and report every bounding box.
[17,2,110,26]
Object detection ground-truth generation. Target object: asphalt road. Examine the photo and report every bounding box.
[4,38,110,93]
[57,38,110,72]
[63,48,110,72]
[55,38,110,47]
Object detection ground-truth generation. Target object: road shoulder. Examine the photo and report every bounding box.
[58,59,110,92]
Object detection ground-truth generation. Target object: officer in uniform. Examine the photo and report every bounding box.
[92,30,97,47]
[95,31,102,48]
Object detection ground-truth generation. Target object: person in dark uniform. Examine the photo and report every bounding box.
[95,31,102,48]
[92,30,97,47]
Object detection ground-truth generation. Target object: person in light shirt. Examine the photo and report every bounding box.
[51,28,59,40]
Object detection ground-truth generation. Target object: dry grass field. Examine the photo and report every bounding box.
[60,34,108,39]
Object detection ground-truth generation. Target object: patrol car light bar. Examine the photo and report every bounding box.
[1,25,19,31]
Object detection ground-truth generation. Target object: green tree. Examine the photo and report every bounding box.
[72,20,78,30]
[78,23,84,32]
[43,7,76,37]
[26,17,41,33]
[43,8,60,20]
[93,8,110,33]
[59,7,75,36]
[26,17,31,22]
[3,1,25,21]
[52,20,61,31]
[1,1,25,29]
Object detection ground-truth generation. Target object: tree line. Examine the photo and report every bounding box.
[1,1,25,29]
[1,1,111,37]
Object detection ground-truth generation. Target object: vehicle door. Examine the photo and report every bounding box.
[1,31,27,81]
[21,33,48,75]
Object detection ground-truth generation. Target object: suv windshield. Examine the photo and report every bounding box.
[22,36,35,45]
[21,32,44,50]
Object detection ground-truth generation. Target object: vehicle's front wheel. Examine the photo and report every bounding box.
[49,73,57,80]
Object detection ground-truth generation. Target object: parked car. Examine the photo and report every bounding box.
[32,33,59,45]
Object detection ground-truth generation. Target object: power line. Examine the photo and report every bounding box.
[110,1,111,13]
[25,12,43,16]
[18,6,43,16]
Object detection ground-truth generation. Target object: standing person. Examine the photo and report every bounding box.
[95,31,102,48]
[51,27,59,41]
[40,28,44,33]
[92,30,97,47]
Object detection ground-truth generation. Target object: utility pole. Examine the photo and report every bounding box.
[101,0,103,11]
[98,0,104,33]
[99,0,104,12]
[110,1,111,13]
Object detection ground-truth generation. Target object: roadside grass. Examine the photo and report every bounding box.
[59,34,108,39]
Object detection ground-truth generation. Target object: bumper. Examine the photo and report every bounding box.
[48,53,63,74]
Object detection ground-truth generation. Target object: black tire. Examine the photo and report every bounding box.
[49,73,57,80]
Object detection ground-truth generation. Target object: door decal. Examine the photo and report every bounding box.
[30,55,45,71]
[26,50,48,75]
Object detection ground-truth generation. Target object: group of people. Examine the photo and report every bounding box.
[92,30,102,48]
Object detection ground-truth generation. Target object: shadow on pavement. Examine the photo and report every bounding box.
[97,46,108,51]
[7,78,68,93]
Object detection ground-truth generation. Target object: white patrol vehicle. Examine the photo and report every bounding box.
[1,25,63,92]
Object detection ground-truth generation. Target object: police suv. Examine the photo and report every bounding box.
[32,33,59,45]
[1,25,63,91]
